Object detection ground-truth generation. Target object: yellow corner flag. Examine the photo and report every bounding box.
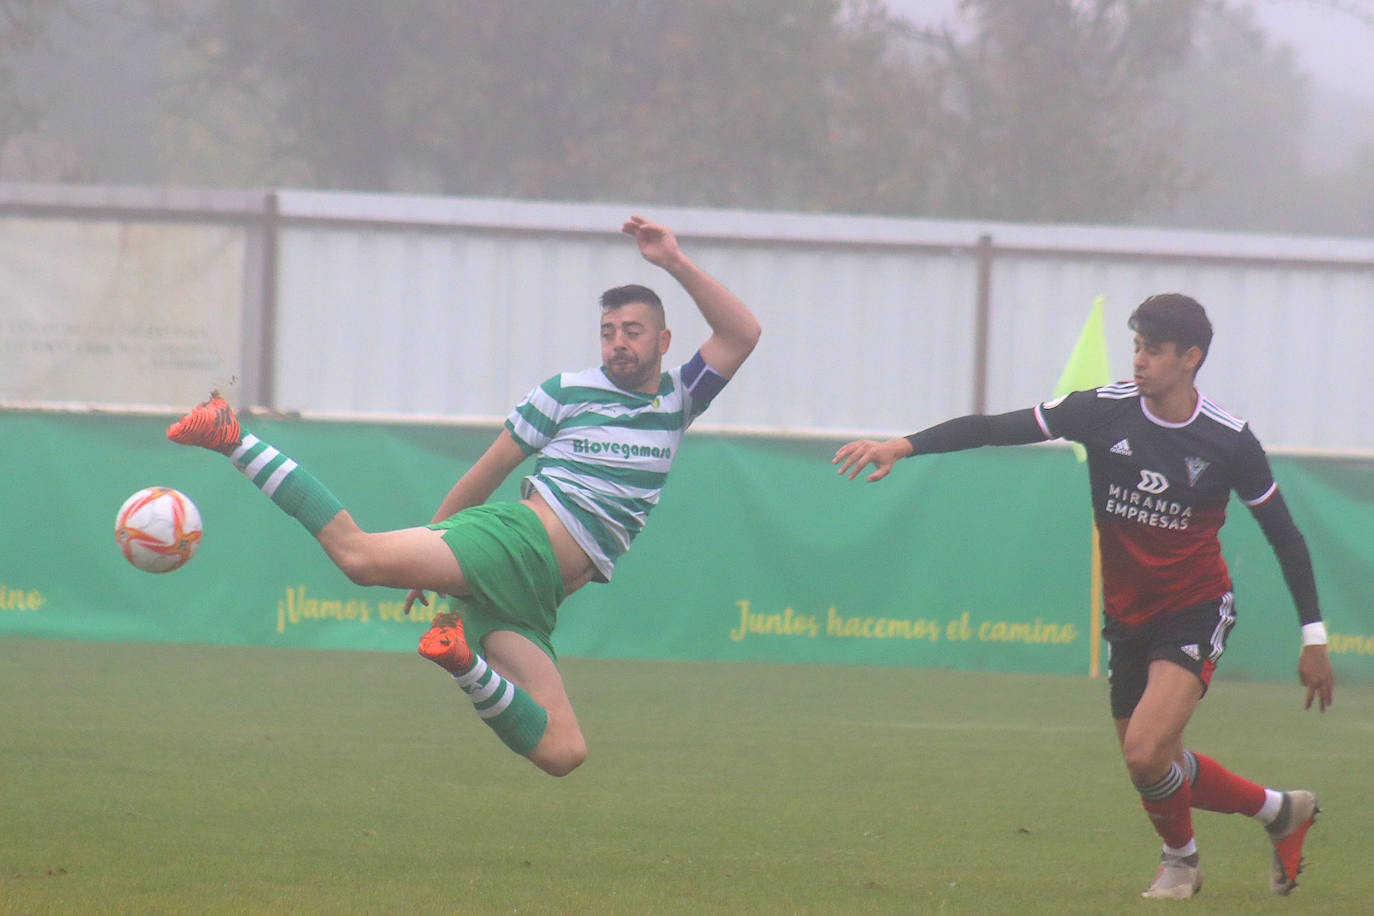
[1055,296,1113,463]
[1055,296,1114,679]
[1054,295,1113,399]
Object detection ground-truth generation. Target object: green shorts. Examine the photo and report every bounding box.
[428,502,565,661]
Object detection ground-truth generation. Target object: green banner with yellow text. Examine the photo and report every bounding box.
[3,409,1371,681]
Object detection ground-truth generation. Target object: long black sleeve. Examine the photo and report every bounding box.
[905,409,1046,455]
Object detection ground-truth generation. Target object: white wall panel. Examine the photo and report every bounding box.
[270,191,1374,449]
[980,253,1374,449]
[5,184,1371,451]
[272,198,984,435]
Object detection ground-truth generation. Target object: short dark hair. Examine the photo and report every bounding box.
[1128,293,1213,368]
[600,284,664,329]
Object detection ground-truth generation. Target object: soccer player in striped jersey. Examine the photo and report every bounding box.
[832,293,1334,900]
[168,215,760,777]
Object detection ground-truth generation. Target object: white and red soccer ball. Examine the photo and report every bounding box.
[114,487,203,573]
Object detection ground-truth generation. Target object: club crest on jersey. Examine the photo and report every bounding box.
[1185,456,1210,486]
[1136,469,1169,494]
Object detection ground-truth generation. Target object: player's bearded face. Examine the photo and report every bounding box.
[601,303,669,392]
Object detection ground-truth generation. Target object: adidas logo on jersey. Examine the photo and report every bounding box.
[1180,644,1201,661]
[1110,438,1133,456]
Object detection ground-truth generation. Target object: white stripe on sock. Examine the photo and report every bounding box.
[476,681,516,719]
[242,446,280,480]
[1257,789,1284,824]
[466,671,503,704]
[229,434,260,464]
[1163,839,1197,857]
[452,657,488,688]
[261,458,297,497]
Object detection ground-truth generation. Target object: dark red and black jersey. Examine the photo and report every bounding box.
[1035,383,1278,626]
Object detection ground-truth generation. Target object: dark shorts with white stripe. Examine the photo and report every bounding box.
[1103,593,1236,720]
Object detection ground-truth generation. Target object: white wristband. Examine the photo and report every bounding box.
[1301,621,1327,646]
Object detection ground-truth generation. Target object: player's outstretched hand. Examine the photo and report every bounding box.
[1299,643,1335,711]
[403,588,429,616]
[833,437,913,482]
[622,215,681,268]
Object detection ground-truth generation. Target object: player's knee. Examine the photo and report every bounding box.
[331,544,385,587]
[534,736,587,777]
[1121,736,1172,784]
[324,532,391,587]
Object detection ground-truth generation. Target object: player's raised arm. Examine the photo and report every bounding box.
[622,215,760,378]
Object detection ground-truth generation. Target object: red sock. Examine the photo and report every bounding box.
[1189,751,1266,816]
[1139,763,1194,849]
[1142,792,1194,849]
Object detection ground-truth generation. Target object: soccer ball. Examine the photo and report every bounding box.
[114,487,203,573]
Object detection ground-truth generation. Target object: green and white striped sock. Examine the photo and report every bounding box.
[452,655,549,756]
[227,433,344,536]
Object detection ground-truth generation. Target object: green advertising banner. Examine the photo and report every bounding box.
[3,409,1372,682]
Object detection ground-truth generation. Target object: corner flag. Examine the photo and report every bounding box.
[1054,294,1112,398]
[1056,296,1113,679]
[1054,296,1113,462]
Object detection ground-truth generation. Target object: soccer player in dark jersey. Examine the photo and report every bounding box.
[832,293,1335,900]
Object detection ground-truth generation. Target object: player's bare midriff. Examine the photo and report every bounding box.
[520,490,598,596]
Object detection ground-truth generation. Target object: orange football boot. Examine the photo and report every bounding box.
[166,390,242,454]
[1267,790,1319,895]
[418,611,475,673]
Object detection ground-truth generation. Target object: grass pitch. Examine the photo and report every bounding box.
[2,637,1370,914]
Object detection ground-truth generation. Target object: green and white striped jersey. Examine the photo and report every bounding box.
[505,350,726,582]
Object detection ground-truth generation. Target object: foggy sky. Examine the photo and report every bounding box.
[888,0,1374,96]
[887,0,1374,171]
